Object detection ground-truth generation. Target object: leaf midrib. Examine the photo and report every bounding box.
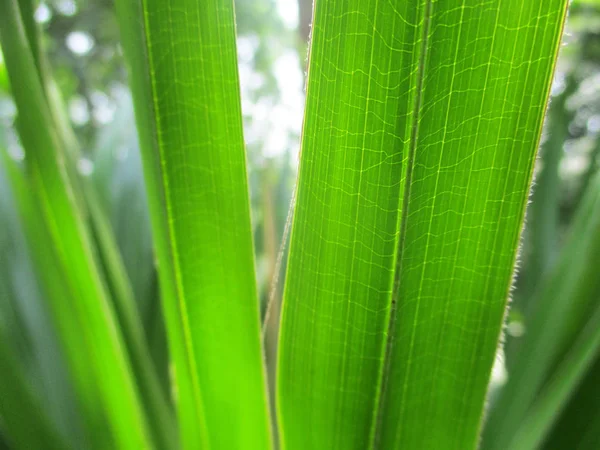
[368,0,433,448]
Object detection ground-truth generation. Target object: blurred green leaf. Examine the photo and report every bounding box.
[0,56,8,92]
[87,186,176,450]
[542,355,600,450]
[0,135,84,448]
[13,2,176,447]
[573,0,600,5]
[483,173,600,448]
[0,1,152,448]
[1,132,107,450]
[0,334,68,450]
[115,0,273,448]
[277,1,568,449]
[91,91,157,324]
[90,94,172,401]
[508,301,600,450]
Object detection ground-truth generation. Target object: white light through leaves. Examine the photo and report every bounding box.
[56,0,77,16]
[276,0,299,29]
[34,3,52,24]
[77,157,94,176]
[68,96,90,126]
[66,31,94,56]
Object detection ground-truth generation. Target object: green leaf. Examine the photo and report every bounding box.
[572,0,600,5]
[0,137,86,449]
[91,92,158,331]
[507,303,600,450]
[541,355,600,450]
[1,137,107,450]
[0,1,152,448]
[277,1,568,449]
[483,174,600,450]
[0,334,68,450]
[11,2,175,447]
[115,0,272,448]
[87,187,177,450]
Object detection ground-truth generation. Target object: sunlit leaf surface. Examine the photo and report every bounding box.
[115,0,273,448]
[277,1,568,449]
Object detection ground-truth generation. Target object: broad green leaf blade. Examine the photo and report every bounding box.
[0,335,68,450]
[483,174,600,450]
[0,2,152,448]
[277,1,568,449]
[115,0,272,448]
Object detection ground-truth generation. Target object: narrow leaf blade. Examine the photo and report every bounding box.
[115,0,272,448]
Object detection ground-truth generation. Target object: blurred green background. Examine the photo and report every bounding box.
[0,0,599,448]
